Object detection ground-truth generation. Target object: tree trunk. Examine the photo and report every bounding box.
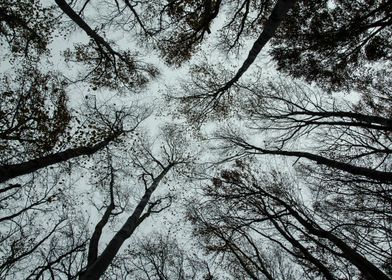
[235,141,392,182]
[216,0,296,94]
[269,192,392,280]
[80,164,173,280]
[269,217,337,280]
[0,134,118,183]
[87,168,116,265]
[55,0,121,58]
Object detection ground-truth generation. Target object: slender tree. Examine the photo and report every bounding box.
[174,0,296,123]
[189,163,391,280]
[55,0,158,91]
[80,128,192,279]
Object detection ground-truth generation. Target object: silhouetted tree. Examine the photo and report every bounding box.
[0,173,89,279]
[172,0,297,122]
[0,96,149,184]
[0,0,56,59]
[56,0,158,91]
[188,163,391,280]
[1,1,391,280]
[105,233,217,280]
[80,127,194,280]
[269,0,392,90]
[216,78,391,183]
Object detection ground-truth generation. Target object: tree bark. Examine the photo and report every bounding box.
[288,110,392,131]
[55,0,121,58]
[270,193,392,280]
[0,134,118,183]
[234,141,392,182]
[87,167,116,265]
[216,0,296,95]
[80,164,173,280]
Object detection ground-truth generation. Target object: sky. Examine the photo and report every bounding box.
[2,1,386,279]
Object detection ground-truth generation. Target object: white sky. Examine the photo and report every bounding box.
[1,1,380,278]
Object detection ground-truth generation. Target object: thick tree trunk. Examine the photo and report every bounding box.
[274,195,392,280]
[55,0,121,58]
[292,110,392,131]
[0,135,118,183]
[216,0,296,94]
[270,218,337,280]
[80,164,173,280]
[235,141,392,182]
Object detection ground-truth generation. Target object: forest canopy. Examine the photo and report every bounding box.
[0,0,391,279]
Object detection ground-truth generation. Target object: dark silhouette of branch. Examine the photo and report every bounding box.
[0,220,64,271]
[55,0,122,59]
[0,184,21,194]
[217,0,296,92]
[209,0,296,100]
[80,163,175,280]
[231,139,392,183]
[0,133,120,183]
[262,189,391,280]
[26,241,87,279]
[87,165,116,265]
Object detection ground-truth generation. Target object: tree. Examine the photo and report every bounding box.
[208,79,391,270]
[79,127,193,279]
[215,78,391,183]
[0,0,56,59]
[188,162,391,280]
[82,0,275,66]
[0,124,193,279]
[180,75,391,280]
[0,66,70,165]
[0,170,89,279]
[208,0,296,96]
[0,98,148,184]
[165,1,392,124]
[56,0,159,92]
[106,233,216,280]
[269,0,392,90]
[0,101,149,277]
[1,0,392,279]
[169,0,296,122]
[22,223,88,279]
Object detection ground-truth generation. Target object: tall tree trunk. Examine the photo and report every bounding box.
[215,0,296,95]
[272,194,392,280]
[0,134,119,183]
[87,167,116,265]
[289,110,392,131]
[264,191,391,280]
[233,140,392,182]
[55,0,122,58]
[80,164,173,280]
[268,217,337,280]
